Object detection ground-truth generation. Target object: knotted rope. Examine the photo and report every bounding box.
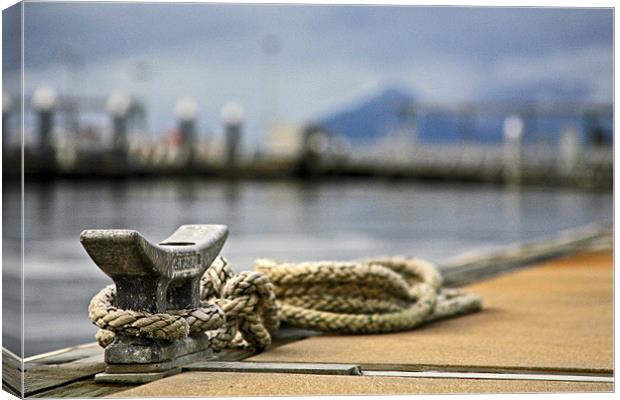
[89,257,278,350]
[89,256,481,350]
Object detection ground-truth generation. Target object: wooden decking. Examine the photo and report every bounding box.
[3,245,613,397]
[114,249,613,397]
[3,330,317,398]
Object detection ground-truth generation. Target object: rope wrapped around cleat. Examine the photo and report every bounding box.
[89,257,278,350]
[89,256,481,350]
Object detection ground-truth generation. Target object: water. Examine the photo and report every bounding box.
[3,179,612,356]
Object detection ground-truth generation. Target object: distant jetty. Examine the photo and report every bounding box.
[3,88,612,189]
[3,140,612,190]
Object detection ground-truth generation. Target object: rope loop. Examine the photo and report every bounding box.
[253,256,480,333]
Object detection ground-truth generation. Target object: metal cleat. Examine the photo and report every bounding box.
[80,224,228,383]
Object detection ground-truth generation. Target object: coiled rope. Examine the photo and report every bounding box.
[89,256,481,350]
[254,257,481,333]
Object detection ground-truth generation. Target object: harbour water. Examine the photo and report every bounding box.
[3,179,613,356]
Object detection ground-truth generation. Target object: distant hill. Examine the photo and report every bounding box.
[319,87,415,144]
[317,85,612,146]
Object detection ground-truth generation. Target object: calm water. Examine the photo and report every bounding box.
[3,179,613,356]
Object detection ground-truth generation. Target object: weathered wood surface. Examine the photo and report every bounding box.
[29,379,131,398]
[24,344,102,368]
[185,361,362,376]
[357,362,614,376]
[24,354,106,396]
[4,325,320,398]
[2,348,22,397]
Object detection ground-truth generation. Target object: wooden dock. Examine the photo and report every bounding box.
[3,227,613,397]
[112,249,615,396]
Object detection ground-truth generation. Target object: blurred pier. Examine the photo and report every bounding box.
[2,87,612,189]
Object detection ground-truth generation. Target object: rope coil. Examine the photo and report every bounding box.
[253,256,481,333]
[89,255,481,350]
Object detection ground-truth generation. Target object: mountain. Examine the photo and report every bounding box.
[317,84,612,146]
[319,87,416,144]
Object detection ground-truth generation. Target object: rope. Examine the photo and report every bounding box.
[89,257,278,350]
[253,256,481,333]
[89,255,481,350]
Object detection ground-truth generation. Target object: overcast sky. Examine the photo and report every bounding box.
[6,3,614,140]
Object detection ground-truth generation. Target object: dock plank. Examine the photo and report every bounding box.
[29,379,132,398]
[24,354,106,396]
[185,361,361,375]
[24,343,102,367]
[110,371,614,397]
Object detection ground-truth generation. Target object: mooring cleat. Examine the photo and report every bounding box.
[80,224,228,383]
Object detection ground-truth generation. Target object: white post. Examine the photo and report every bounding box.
[503,115,524,185]
[221,102,244,170]
[558,125,579,178]
[106,92,131,154]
